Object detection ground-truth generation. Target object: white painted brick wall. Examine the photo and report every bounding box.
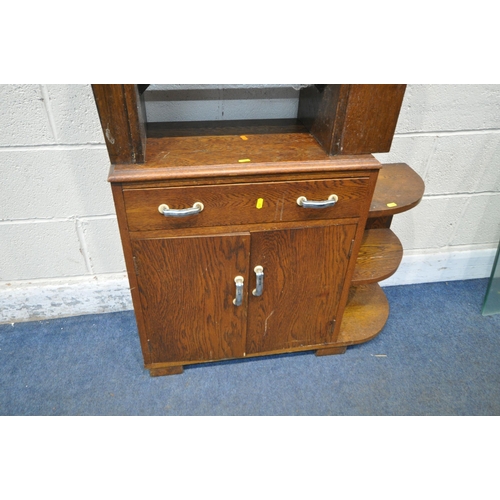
[376,85,500,254]
[2,148,114,219]
[79,217,126,274]
[0,220,89,280]
[0,84,120,286]
[44,84,106,144]
[395,85,500,132]
[375,84,500,285]
[1,84,500,322]
[0,85,55,145]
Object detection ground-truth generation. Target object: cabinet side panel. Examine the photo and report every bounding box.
[131,234,250,364]
[111,183,153,366]
[246,223,357,354]
[340,85,406,154]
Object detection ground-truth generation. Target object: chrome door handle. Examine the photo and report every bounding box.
[252,266,264,296]
[296,194,338,209]
[233,276,244,306]
[158,202,204,217]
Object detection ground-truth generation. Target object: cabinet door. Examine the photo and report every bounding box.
[246,223,357,354]
[131,233,250,364]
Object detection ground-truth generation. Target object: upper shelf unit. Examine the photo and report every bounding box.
[92,84,407,167]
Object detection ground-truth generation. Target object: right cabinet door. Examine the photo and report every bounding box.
[246,221,358,354]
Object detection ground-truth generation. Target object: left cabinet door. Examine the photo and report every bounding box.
[131,233,251,364]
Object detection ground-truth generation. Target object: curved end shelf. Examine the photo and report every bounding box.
[330,164,423,351]
[369,163,425,218]
[336,283,389,346]
[352,228,403,285]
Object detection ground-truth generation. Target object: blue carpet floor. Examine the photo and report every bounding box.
[1,279,499,415]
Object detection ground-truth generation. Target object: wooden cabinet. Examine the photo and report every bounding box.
[93,84,423,376]
[131,219,358,365]
[118,169,377,375]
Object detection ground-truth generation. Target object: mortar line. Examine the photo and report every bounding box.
[75,218,94,275]
[447,193,472,247]
[422,136,438,181]
[78,214,117,222]
[395,128,500,138]
[422,191,500,199]
[0,215,116,225]
[402,244,499,256]
[40,85,60,143]
[0,272,129,288]
[0,143,106,152]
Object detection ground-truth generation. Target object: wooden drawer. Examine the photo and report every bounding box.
[123,177,370,232]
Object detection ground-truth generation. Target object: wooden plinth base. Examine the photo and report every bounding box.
[315,346,347,356]
[149,365,184,377]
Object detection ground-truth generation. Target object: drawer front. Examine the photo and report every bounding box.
[124,177,370,232]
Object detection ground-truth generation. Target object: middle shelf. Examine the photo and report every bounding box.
[353,229,403,285]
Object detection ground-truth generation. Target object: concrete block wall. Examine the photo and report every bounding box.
[1,84,499,323]
[0,85,130,323]
[374,85,500,285]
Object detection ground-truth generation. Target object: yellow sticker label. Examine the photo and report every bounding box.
[256,198,264,209]
[240,135,248,141]
[387,202,398,208]
[238,159,251,163]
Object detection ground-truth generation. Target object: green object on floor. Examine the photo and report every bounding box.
[482,241,500,316]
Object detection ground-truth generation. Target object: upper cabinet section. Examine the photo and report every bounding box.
[92,84,406,166]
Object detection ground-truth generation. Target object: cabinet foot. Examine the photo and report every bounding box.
[315,346,347,356]
[149,365,184,377]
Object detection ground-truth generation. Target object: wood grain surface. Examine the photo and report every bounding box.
[336,284,390,345]
[245,222,357,353]
[145,132,330,168]
[298,84,406,155]
[92,84,146,164]
[352,229,403,285]
[92,85,414,376]
[109,153,381,183]
[340,85,406,154]
[123,177,370,232]
[369,163,425,217]
[146,119,308,138]
[131,233,250,364]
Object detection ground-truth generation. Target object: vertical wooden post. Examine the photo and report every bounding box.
[92,84,146,164]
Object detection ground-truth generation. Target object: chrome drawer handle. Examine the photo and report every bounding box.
[296,194,338,209]
[233,276,244,306]
[252,266,264,297]
[158,202,204,218]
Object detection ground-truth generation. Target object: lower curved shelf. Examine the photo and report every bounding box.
[336,283,389,346]
[352,228,403,285]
